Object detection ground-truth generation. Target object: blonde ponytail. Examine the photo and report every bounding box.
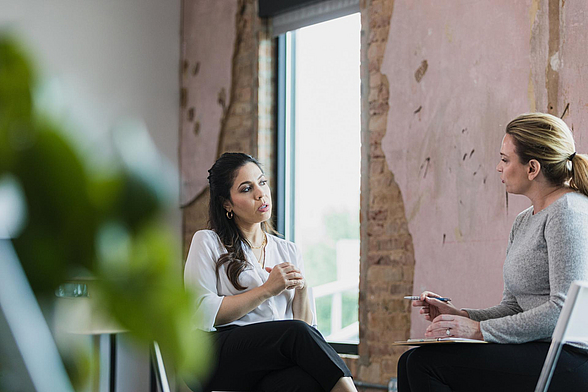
[570,153,588,197]
[506,113,583,191]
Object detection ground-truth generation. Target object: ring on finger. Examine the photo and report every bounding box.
[446,328,451,336]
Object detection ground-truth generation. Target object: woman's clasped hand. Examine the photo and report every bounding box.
[263,262,305,295]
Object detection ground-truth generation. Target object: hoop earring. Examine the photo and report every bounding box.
[226,210,234,220]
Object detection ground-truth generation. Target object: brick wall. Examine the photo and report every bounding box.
[180,0,414,387]
[257,24,277,214]
[181,0,588,389]
[356,0,415,385]
[181,0,264,257]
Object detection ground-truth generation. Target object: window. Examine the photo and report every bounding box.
[276,13,361,350]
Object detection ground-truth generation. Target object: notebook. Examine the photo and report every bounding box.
[392,337,488,346]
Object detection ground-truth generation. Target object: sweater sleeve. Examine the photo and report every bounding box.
[465,213,523,321]
[477,206,588,343]
[464,286,522,322]
[184,231,225,331]
[465,216,524,321]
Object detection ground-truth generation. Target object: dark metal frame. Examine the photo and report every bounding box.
[109,334,117,392]
[276,33,287,236]
[259,0,324,18]
[276,32,297,239]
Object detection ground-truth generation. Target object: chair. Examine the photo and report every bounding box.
[150,341,171,392]
[535,280,588,392]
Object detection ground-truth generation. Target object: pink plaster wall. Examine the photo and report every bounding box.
[381,0,546,337]
[559,1,588,152]
[180,0,238,205]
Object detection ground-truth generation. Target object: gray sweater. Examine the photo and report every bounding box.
[465,192,588,349]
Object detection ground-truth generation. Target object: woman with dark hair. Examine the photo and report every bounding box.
[398,113,588,391]
[184,152,356,392]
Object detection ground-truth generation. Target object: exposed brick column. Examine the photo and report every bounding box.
[257,24,277,213]
[357,0,416,384]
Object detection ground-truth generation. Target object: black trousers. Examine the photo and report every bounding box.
[197,320,351,392]
[398,342,588,392]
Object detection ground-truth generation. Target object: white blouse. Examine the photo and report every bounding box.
[184,230,308,331]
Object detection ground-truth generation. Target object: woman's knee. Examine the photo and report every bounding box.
[399,346,441,381]
[404,346,435,371]
[398,348,413,373]
[279,319,317,337]
[397,348,415,390]
[284,319,313,330]
[257,366,323,392]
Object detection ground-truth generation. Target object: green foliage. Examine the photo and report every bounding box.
[11,124,101,293]
[304,242,336,287]
[304,210,359,288]
[304,210,360,337]
[341,290,358,327]
[0,35,210,388]
[314,291,358,338]
[96,224,210,381]
[324,210,359,241]
[315,296,332,336]
[0,36,34,168]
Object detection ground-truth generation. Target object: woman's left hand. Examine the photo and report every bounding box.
[264,264,306,290]
[289,271,306,290]
[425,314,484,340]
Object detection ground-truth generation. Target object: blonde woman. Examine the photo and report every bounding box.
[399,113,588,391]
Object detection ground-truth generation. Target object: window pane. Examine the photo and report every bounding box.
[291,13,360,344]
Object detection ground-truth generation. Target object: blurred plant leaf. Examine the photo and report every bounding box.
[11,123,99,294]
[0,36,34,172]
[95,223,211,379]
[0,34,210,389]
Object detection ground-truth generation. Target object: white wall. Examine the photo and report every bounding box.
[1,0,181,166]
[0,1,181,390]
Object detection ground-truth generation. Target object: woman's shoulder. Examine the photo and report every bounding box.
[542,192,588,233]
[516,205,534,218]
[562,191,588,208]
[513,205,534,227]
[192,229,217,240]
[191,229,222,248]
[549,191,588,217]
[267,233,298,253]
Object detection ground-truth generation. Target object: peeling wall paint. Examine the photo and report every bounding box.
[177,0,588,383]
[558,0,588,151]
[530,0,549,113]
[180,1,237,206]
[380,0,538,337]
[180,0,262,257]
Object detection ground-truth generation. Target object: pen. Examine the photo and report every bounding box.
[404,296,452,302]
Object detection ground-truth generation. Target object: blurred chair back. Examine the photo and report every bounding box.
[0,238,75,392]
[535,280,588,392]
[151,341,171,392]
